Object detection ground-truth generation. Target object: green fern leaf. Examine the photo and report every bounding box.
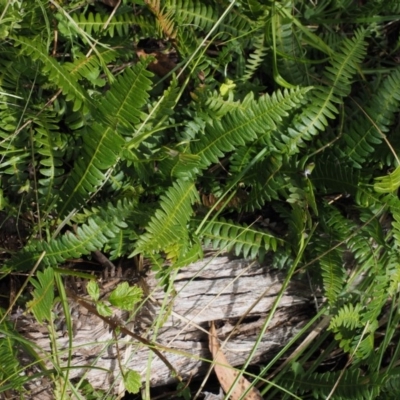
[274,13,310,86]
[200,217,284,259]
[280,29,368,154]
[4,201,131,272]
[58,60,153,215]
[170,0,218,34]
[97,59,153,130]
[319,248,345,306]
[132,179,199,256]
[66,48,118,86]
[34,116,66,211]
[330,303,363,331]
[192,87,310,169]
[159,149,202,179]
[13,36,90,112]
[203,90,245,118]
[0,312,24,390]
[282,368,378,399]
[168,0,255,44]
[26,267,55,324]
[244,154,286,211]
[242,33,269,81]
[57,122,125,215]
[312,156,361,197]
[0,104,30,189]
[147,78,181,124]
[344,67,400,166]
[69,12,138,38]
[374,166,400,194]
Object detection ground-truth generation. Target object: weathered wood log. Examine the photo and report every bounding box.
[14,256,314,398]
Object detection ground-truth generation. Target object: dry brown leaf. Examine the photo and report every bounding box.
[209,322,263,400]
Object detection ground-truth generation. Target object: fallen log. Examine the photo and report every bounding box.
[13,256,315,398]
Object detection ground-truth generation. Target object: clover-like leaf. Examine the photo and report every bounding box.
[96,302,113,317]
[124,369,141,394]
[109,282,143,311]
[87,280,100,302]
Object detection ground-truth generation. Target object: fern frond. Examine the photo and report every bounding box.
[312,155,361,197]
[146,77,180,125]
[57,122,125,216]
[388,198,400,250]
[330,302,363,331]
[280,29,368,154]
[345,68,400,166]
[159,149,202,180]
[274,13,311,85]
[244,154,286,211]
[242,33,268,82]
[32,114,67,211]
[282,368,378,399]
[228,141,259,178]
[382,368,400,397]
[192,87,310,169]
[169,0,216,34]
[58,61,153,215]
[4,201,130,272]
[200,217,283,259]
[318,245,345,306]
[97,59,153,130]
[13,36,90,112]
[65,48,118,86]
[374,165,400,194]
[0,312,25,392]
[360,269,390,324]
[168,0,253,42]
[0,104,29,190]
[132,179,199,257]
[69,12,139,38]
[201,89,247,118]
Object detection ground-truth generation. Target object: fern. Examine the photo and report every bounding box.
[13,36,90,112]
[0,108,29,191]
[344,68,400,166]
[203,90,245,118]
[146,77,180,126]
[241,32,269,82]
[33,113,67,211]
[3,200,131,272]
[65,48,118,86]
[191,87,310,170]
[330,302,363,331]
[132,179,199,259]
[68,11,139,38]
[281,368,380,399]
[168,0,218,35]
[58,60,153,216]
[278,29,368,154]
[97,59,153,130]
[274,12,311,86]
[319,245,346,306]
[3,1,400,397]
[146,0,177,38]
[244,154,286,211]
[200,217,283,259]
[0,311,26,394]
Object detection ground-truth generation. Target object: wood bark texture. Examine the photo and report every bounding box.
[14,256,314,398]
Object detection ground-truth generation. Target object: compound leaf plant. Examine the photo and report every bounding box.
[1,0,400,398]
